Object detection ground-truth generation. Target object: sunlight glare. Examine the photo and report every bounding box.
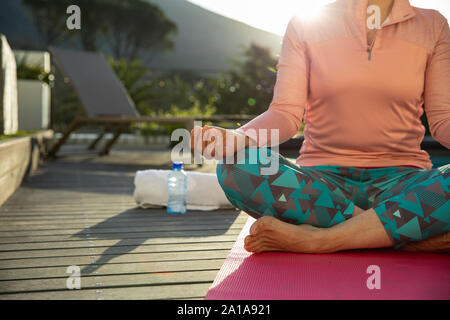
[293,2,325,21]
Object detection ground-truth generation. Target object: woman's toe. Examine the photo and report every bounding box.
[244,235,253,247]
[244,235,264,252]
[244,235,257,252]
[249,216,275,236]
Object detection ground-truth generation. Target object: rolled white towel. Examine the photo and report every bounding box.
[134,169,234,211]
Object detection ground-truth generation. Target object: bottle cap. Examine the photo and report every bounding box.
[172,162,183,170]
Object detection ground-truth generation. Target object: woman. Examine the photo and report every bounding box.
[190,0,450,253]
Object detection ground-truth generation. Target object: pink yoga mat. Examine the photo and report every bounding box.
[206,217,450,300]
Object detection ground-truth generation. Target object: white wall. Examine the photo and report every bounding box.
[0,34,18,135]
[14,50,51,131]
[17,80,50,131]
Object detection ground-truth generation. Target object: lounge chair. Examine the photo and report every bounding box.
[48,47,252,156]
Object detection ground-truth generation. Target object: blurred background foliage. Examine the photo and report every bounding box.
[16,57,54,84]
[19,0,279,137]
[18,0,429,138]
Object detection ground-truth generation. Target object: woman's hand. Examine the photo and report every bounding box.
[190,125,249,160]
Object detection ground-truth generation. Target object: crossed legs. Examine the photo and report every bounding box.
[217,148,450,253]
[244,207,449,253]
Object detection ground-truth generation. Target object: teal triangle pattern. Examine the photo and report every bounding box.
[251,180,275,204]
[396,217,422,241]
[311,180,331,192]
[380,215,400,240]
[314,191,335,209]
[343,202,354,215]
[332,187,348,201]
[314,206,332,226]
[429,201,450,224]
[271,170,300,189]
[282,199,310,223]
[234,163,260,176]
[287,181,307,199]
[328,211,345,227]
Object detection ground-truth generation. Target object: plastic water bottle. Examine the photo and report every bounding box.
[167,162,187,214]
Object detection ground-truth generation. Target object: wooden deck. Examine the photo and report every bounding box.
[0,147,245,299]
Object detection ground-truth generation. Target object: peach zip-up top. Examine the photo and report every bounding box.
[238,0,450,169]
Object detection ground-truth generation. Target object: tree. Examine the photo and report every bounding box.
[22,0,109,51]
[22,0,177,58]
[22,0,75,48]
[107,57,153,115]
[214,43,278,115]
[102,0,178,61]
[75,0,109,51]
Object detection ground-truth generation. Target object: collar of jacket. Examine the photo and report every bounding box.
[337,0,416,27]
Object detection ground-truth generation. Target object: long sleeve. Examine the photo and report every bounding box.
[238,16,309,147]
[424,15,450,149]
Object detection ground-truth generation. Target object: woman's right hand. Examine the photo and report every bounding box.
[190,125,249,160]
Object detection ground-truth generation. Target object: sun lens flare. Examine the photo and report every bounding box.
[294,2,324,21]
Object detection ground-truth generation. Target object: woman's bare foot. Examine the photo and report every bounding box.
[244,216,335,254]
[400,231,450,253]
[244,216,450,254]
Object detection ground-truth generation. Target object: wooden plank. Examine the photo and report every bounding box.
[0,225,239,244]
[0,210,239,219]
[0,209,241,219]
[2,221,246,236]
[0,222,245,236]
[0,234,241,260]
[0,258,226,280]
[4,223,227,232]
[0,227,242,239]
[0,222,243,244]
[0,221,243,231]
[0,282,212,300]
[0,249,231,269]
[0,205,230,211]
[2,209,237,217]
[0,228,244,244]
[0,241,236,259]
[0,231,241,246]
[0,270,219,294]
[0,219,244,229]
[0,233,241,251]
[1,196,135,202]
[0,213,244,226]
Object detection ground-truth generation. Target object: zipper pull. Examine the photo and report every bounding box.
[367,38,376,61]
[367,47,373,60]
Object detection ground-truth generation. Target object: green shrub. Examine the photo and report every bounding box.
[16,57,54,85]
[0,130,37,141]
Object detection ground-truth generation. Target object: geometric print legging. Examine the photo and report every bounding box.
[216,148,450,249]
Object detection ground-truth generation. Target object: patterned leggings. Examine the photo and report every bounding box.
[216,148,450,249]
